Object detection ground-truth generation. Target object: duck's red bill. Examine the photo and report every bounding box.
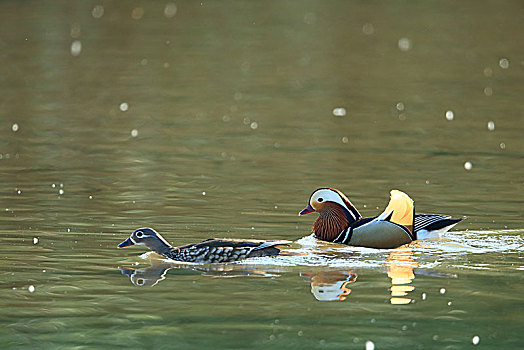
[299,204,315,216]
[118,238,134,248]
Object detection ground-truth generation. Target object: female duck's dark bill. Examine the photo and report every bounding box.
[118,237,134,248]
[299,204,315,216]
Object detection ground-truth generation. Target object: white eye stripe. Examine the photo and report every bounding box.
[135,231,144,238]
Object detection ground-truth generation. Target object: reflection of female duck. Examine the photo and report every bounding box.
[119,262,283,287]
[118,228,291,263]
[299,188,464,249]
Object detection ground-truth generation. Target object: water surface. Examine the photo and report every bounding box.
[1,1,523,349]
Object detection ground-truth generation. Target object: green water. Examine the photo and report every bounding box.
[1,1,523,349]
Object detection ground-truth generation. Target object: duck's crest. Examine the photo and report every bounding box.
[328,187,362,221]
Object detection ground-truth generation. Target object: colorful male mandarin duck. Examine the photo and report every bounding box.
[118,228,291,263]
[299,188,464,249]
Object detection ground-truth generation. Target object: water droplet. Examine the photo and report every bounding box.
[119,102,129,112]
[298,55,310,66]
[447,301,452,306]
[131,129,138,137]
[59,189,65,195]
[332,107,347,117]
[12,123,19,132]
[67,228,71,232]
[498,58,509,69]
[421,292,427,300]
[499,142,506,150]
[484,87,493,96]
[251,227,255,230]
[242,117,250,125]
[303,12,316,25]
[250,122,258,130]
[445,110,454,121]
[33,237,38,244]
[362,23,374,35]
[51,183,56,188]
[28,285,35,293]
[464,161,472,170]
[472,335,480,345]
[131,7,144,20]
[60,183,64,188]
[439,288,446,294]
[398,37,412,51]
[396,102,405,111]
[425,180,430,184]
[401,325,408,331]
[92,5,104,19]
[297,330,303,336]
[487,121,495,131]
[341,136,349,144]
[164,3,177,18]
[89,195,93,200]
[365,340,375,350]
[70,40,82,56]
[202,191,206,196]
[17,190,21,195]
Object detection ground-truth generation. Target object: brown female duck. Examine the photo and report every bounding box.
[118,228,291,263]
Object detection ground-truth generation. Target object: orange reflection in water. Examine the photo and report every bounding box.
[300,269,357,301]
[386,247,418,305]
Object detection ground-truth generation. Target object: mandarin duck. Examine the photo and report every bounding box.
[299,188,464,249]
[118,228,291,263]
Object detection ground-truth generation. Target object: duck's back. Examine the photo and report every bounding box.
[171,238,290,263]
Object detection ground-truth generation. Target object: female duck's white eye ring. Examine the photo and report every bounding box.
[136,231,144,238]
[136,278,145,286]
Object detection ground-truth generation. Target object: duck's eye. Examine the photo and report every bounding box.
[318,198,324,203]
[136,278,145,286]
[136,231,144,238]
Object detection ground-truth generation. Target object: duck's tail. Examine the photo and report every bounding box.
[414,215,466,239]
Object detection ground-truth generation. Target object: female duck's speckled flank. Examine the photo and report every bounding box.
[118,228,291,263]
[299,188,465,249]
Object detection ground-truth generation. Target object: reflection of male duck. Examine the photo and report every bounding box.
[300,249,418,303]
[301,269,357,301]
[386,248,418,305]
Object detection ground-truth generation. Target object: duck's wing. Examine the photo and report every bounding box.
[375,190,415,234]
[180,238,291,250]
